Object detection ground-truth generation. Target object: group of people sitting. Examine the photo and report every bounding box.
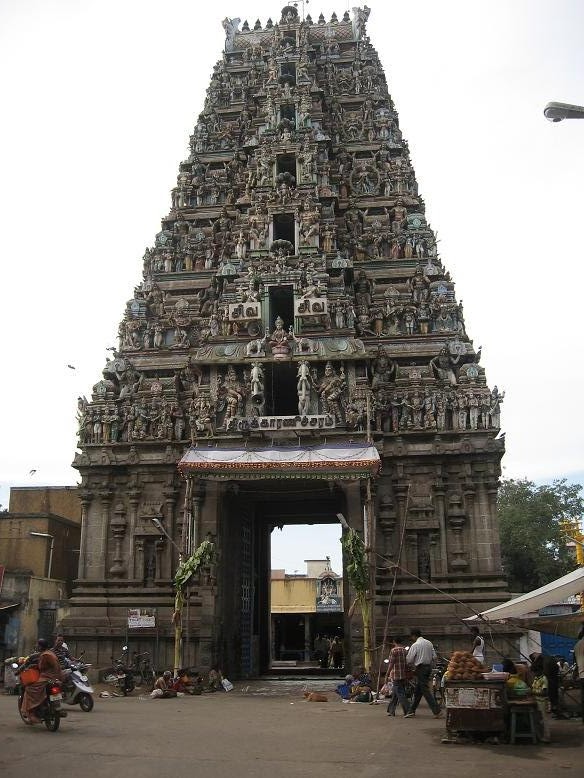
[150,665,226,698]
[335,667,373,702]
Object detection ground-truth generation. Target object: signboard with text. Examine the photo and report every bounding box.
[127,608,157,629]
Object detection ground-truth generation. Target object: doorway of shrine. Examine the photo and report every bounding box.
[218,481,351,677]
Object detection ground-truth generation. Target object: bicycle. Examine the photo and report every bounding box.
[131,652,156,691]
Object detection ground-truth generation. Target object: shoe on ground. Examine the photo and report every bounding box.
[433,709,444,718]
[404,712,415,718]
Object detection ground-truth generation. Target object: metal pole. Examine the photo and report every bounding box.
[47,536,54,579]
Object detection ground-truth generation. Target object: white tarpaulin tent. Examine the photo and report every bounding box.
[464,566,584,623]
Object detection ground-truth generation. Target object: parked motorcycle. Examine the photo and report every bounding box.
[104,646,135,696]
[61,655,95,712]
[4,657,65,731]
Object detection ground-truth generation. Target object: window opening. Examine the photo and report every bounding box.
[276,154,297,180]
[272,213,296,248]
[268,284,294,334]
[266,363,298,416]
[280,62,297,82]
[279,104,296,124]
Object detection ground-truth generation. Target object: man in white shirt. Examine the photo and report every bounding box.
[470,626,485,664]
[405,628,441,717]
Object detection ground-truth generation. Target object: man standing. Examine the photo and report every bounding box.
[574,626,584,724]
[385,636,410,717]
[405,628,441,718]
[470,626,485,665]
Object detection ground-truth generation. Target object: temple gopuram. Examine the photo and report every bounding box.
[66,6,509,675]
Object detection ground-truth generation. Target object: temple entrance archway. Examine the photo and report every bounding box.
[217,480,353,677]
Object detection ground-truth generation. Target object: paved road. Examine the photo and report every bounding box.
[0,683,581,777]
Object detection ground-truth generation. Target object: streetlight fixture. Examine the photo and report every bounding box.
[544,101,584,122]
[150,517,182,561]
[29,532,55,578]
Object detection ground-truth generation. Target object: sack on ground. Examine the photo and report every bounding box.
[221,678,234,692]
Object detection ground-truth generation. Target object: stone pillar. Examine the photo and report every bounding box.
[134,538,144,581]
[463,482,478,571]
[109,502,127,577]
[127,486,140,581]
[393,479,411,572]
[154,539,165,581]
[77,488,94,580]
[192,480,206,552]
[446,493,468,572]
[163,484,179,577]
[98,488,113,579]
[377,493,397,560]
[432,475,447,576]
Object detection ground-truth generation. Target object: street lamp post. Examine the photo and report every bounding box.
[29,531,55,578]
[544,102,584,122]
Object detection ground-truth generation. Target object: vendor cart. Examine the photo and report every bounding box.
[444,679,507,736]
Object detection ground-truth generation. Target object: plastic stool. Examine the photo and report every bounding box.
[509,704,538,744]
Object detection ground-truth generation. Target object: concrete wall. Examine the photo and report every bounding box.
[8,486,81,523]
[1,572,69,656]
[0,514,80,582]
[271,578,316,614]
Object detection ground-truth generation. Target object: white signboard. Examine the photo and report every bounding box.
[127,608,156,629]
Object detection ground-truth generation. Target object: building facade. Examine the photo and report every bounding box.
[271,558,343,665]
[66,6,509,676]
[0,487,81,666]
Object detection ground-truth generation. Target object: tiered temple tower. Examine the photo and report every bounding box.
[67,6,509,675]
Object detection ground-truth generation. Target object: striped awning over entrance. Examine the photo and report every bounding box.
[178,443,381,480]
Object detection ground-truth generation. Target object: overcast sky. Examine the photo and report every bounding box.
[1,0,583,573]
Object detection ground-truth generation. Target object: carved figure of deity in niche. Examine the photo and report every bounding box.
[268,316,292,359]
[317,362,346,421]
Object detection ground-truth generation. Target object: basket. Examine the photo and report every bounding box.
[20,667,40,686]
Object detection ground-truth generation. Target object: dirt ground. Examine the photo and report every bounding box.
[0,680,581,778]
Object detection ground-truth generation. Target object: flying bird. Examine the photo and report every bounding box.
[29,469,37,476]
[67,364,76,370]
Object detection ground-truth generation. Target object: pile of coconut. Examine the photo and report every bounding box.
[444,651,487,681]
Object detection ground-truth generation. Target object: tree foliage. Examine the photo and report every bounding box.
[341,527,373,667]
[497,478,583,592]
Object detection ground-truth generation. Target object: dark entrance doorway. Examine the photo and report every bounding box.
[218,482,348,678]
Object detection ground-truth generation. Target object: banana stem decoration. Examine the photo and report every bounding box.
[341,527,372,670]
[172,539,215,675]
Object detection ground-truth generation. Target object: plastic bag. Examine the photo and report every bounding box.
[221,678,234,692]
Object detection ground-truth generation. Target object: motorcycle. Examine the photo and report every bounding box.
[104,646,135,696]
[61,654,95,712]
[4,657,65,731]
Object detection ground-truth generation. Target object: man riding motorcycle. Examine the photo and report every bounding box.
[20,639,62,724]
